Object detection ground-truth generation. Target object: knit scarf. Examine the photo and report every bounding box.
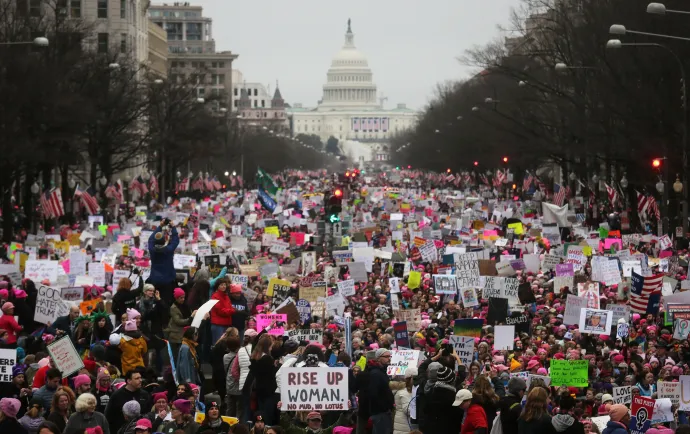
[183,338,199,369]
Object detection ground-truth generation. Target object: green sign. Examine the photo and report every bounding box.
[550,359,589,387]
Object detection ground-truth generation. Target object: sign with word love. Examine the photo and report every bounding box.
[612,386,631,404]
[280,368,348,411]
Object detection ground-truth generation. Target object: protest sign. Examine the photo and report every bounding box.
[680,375,690,410]
[612,386,631,404]
[397,309,421,331]
[590,417,610,433]
[296,299,312,324]
[449,336,474,367]
[526,374,551,389]
[433,274,457,295]
[629,395,655,434]
[280,367,348,411]
[455,253,480,288]
[47,337,84,377]
[191,299,218,328]
[550,360,589,387]
[393,321,410,348]
[580,308,613,335]
[610,305,630,325]
[494,325,514,350]
[454,319,483,338]
[460,287,479,308]
[564,294,587,326]
[229,274,249,288]
[577,281,601,309]
[34,285,70,325]
[287,328,323,343]
[386,350,420,376]
[267,278,291,297]
[0,349,16,382]
[658,381,680,406]
[88,262,106,286]
[257,313,288,336]
[60,287,84,302]
[650,398,674,424]
[25,260,58,284]
[337,279,355,297]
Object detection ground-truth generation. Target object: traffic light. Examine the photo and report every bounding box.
[327,190,342,223]
[653,158,662,169]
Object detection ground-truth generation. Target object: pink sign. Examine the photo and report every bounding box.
[484,230,498,237]
[257,313,288,336]
[604,238,622,250]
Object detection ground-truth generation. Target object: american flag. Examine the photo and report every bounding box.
[204,176,215,191]
[104,183,123,204]
[648,196,661,221]
[446,174,455,183]
[40,188,65,219]
[629,271,663,314]
[523,173,534,191]
[212,177,222,190]
[73,185,100,215]
[192,176,204,191]
[493,170,506,188]
[176,177,190,192]
[605,183,620,207]
[148,174,159,199]
[130,175,149,196]
[480,174,490,186]
[553,183,570,206]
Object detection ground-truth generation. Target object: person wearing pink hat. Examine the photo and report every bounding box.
[161,399,197,434]
[167,288,198,357]
[526,359,540,373]
[0,397,23,432]
[72,374,92,396]
[0,302,21,346]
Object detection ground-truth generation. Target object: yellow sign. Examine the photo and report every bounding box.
[68,233,81,246]
[265,226,280,236]
[194,413,238,425]
[408,271,421,289]
[507,222,524,235]
[122,245,130,256]
[267,278,291,297]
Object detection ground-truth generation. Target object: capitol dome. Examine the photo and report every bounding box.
[318,19,380,111]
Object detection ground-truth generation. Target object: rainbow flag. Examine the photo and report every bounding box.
[454,319,484,338]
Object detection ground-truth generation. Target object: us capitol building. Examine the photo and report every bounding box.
[287,20,418,163]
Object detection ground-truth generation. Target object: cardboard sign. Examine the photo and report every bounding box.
[580,308,613,335]
[564,294,587,326]
[337,279,356,297]
[60,287,84,302]
[658,381,680,406]
[612,386,631,404]
[393,321,410,348]
[280,367,349,411]
[287,328,323,343]
[267,278,291,297]
[34,285,71,325]
[25,260,59,284]
[550,360,589,387]
[0,348,16,382]
[386,350,420,376]
[629,395,655,434]
[47,337,84,377]
[455,253,480,288]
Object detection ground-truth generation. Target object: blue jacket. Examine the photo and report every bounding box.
[147,226,179,285]
[176,342,200,385]
[602,421,629,434]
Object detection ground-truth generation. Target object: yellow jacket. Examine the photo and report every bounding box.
[119,334,148,375]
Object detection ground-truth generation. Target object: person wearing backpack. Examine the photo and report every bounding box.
[496,377,527,434]
[223,336,242,417]
[236,328,257,423]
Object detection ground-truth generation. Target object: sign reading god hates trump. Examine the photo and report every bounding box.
[280,367,349,411]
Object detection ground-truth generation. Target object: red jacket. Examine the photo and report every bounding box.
[0,314,22,344]
[461,403,488,434]
[210,290,235,326]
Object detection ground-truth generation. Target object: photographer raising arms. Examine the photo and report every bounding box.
[147,218,180,306]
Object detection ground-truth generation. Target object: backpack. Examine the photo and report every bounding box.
[231,350,241,382]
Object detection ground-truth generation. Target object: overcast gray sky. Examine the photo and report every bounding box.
[192,0,522,110]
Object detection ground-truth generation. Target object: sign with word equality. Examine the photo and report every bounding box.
[34,285,71,325]
[612,386,632,404]
[0,348,16,382]
[280,367,349,411]
[387,350,420,376]
[47,337,84,377]
[550,359,589,387]
[449,336,474,367]
[629,395,655,434]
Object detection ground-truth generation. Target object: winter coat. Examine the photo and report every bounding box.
[119,332,147,375]
[138,296,167,338]
[166,302,193,344]
[64,410,110,434]
[230,294,249,330]
[148,226,180,285]
[210,290,235,327]
[33,385,57,412]
[0,417,27,434]
[47,314,74,338]
[498,394,523,434]
[111,278,144,325]
[196,419,231,434]
[237,344,252,390]
[518,414,552,434]
[461,403,488,434]
[177,341,200,385]
[476,396,499,433]
[18,415,44,434]
[0,314,22,344]
[392,388,413,434]
[104,386,151,434]
[279,411,351,434]
[425,383,457,434]
[548,414,585,434]
[161,419,199,434]
[249,354,277,398]
[368,362,394,416]
[601,421,629,434]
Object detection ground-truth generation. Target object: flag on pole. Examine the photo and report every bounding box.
[605,183,619,207]
[40,190,54,219]
[523,173,534,191]
[191,175,204,191]
[40,188,65,219]
[256,167,279,196]
[629,271,663,314]
[74,185,100,215]
[553,183,569,206]
[148,174,159,199]
[648,196,661,221]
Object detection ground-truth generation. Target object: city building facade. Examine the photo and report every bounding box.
[147,21,168,77]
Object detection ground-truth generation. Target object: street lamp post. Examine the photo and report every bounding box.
[607,39,688,235]
[0,37,49,46]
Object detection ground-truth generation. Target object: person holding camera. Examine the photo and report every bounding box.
[147,218,180,306]
[111,272,143,327]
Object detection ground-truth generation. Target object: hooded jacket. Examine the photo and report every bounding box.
[147,226,179,285]
[549,414,585,434]
[210,289,235,327]
[119,330,147,375]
